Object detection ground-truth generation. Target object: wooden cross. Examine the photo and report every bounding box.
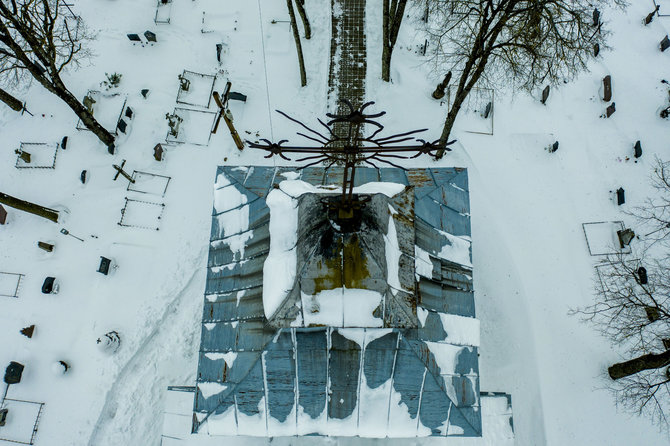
[113,159,135,183]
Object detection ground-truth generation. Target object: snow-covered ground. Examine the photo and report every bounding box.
[0,0,669,445]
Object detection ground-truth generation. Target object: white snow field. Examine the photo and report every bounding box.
[0,0,669,445]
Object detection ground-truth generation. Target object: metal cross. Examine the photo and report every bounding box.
[247,99,455,221]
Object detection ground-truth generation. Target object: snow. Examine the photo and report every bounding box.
[437,230,472,267]
[384,211,402,292]
[301,288,383,328]
[0,0,668,444]
[438,314,481,347]
[263,188,298,319]
[198,382,228,400]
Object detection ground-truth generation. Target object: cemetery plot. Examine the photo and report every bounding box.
[119,198,165,230]
[0,271,24,297]
[15,142,59,169]
[595,259,641,291]
[127,171,171,197]
[165,107,217,146]
[154,0,172,24]
[582,221,632,256]
[176,70,216,108]
[448,86,494,135]
[76,91,127,135]
[654,0,670,16]
[0,399,44,445]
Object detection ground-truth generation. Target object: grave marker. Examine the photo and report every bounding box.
[144,31,157,43]
[605,102,616,118]
[61,136,68,150]
[602,75,612,102]
[141,89,150,98]
[0,205,6,225]
[617,228,635,247]
[41,277,58,294]
[593,8,600,26]
[638,266,648,284]
[616,187,625,205]
[97,257,112,275]
[15,150,31,164]
[20,325,35,338]
[541,85,550,104]
[37,241,54,252]
[548,141,559,153]
[661,35,670,52]
[153,143,164,161]
[594,43,600,57]
[482,101,492,119]
[645,6,660,25]
[127,33,142,43]
[80,170,88,184]
[125,107,133,119]
[634,140,642,158]
[117,118,127,133]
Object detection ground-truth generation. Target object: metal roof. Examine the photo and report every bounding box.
[194,166,480,437]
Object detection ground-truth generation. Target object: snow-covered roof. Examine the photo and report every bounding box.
[194,166,481,437]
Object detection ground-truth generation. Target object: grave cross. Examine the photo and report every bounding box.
[113,159,135,184]
[213,82,244,150]
[248,99,455,222]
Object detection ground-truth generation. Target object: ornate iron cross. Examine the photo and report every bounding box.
[247,99,455,222]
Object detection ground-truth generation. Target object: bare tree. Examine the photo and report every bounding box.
[576,253,670,428]
[425,0,626,158]
[382,0,407,82]
[0,191,59,222]
[295,0,311,40]
[0,0,116,150]
[628,157,670,247]
[287,0,307,86]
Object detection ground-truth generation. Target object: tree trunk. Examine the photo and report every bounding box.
[382,0,391,82]
[0,192,59,223]
[608,349,670,380]
[382,0,407,82]
[287,0,307,87]
[0,87,23,112]
[47,77,116,148]
[294,0,311,39]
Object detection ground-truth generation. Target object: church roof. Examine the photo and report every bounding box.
[193,166,480,437]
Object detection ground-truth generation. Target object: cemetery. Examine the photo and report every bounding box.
[0,0,669,445]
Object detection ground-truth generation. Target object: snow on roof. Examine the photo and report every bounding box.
[195,166,482,438]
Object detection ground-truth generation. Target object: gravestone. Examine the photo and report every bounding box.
[16,150,31,163]
[541,85,550,104]
[153,143,164,161]
[216,43,223,63]
[61,136,68,150]
[97,256,112,275]
[634,140,642,158]
[645,6,660,25]
[638,266,648,285]
[4,361,24,384]
[483,101,492,119]
[117,118,127,133]
[602,75,612,102]
[0,204,6,225]
[144,30,157,43]
[141,89,150,98]
[229,92,247,103]
[606,102,616,118]
[617,228,634,247]
[594,43,600,57]
[127,33,142,43]
[20,325,35,338]
[80,170,88,184]
[548,141,559,153]
[125,107,133,119]
[37,241,54,252]
[83,94,96,113]
[0,408,7,426]
[616,187,625,205]
[41,276,57,294]
[593,8,600,26]
[96,331,121,354]
[661,35,670,52]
